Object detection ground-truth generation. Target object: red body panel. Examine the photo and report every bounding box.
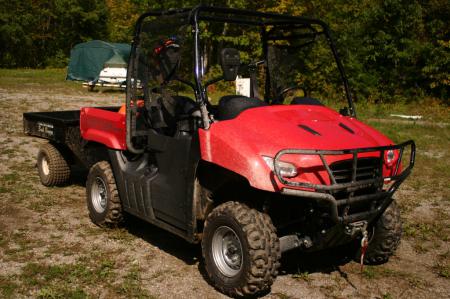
[80,107,126,150]
[199,105,394,192]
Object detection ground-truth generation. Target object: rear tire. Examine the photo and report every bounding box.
[86,161,123,227]
[37,143,71,186]
[202,202,280,297]
[357,201,402,264]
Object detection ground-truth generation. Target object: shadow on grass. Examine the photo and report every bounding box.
[279,245,354,275]
[123,214,201,266]
[279,246,358,290]
[122,212,355,277]
[70,166,88,187]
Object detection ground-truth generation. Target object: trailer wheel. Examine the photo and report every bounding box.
[37,143,71,186]
[357,201,402,264]
[86,161,123,227]
[202,202,280,297]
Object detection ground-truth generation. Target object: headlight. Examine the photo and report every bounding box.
[385,149,396,166]
[262,156,298,178]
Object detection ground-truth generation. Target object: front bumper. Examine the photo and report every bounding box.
[274,140,415,224]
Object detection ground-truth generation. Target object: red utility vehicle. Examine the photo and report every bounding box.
[23,6,415,297]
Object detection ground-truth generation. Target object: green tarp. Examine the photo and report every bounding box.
[66,40,131,82]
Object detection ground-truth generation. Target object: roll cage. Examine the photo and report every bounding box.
[126,6,356,153]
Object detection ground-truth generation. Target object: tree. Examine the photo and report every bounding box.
[0,0,108,67]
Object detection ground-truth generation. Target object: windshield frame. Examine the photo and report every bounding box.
[127,6,356,143]
[190,6,355,117]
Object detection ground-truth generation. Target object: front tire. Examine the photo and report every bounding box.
[358,201,402,264]
[202,202,280,297]
[86,161,123,227]
[37,143,71,186]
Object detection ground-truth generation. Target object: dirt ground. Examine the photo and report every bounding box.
[0,83,449,299]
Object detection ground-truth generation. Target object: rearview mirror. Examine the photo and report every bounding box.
[220,48,240,81]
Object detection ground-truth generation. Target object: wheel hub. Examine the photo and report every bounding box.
[91,177,107,213]
[212,226,243,277]
[41,156,50,176]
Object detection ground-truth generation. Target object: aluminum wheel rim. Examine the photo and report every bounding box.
[91,177,107,213]
[41,156,50,176]
[211,226,243,277]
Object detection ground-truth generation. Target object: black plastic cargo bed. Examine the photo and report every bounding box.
[23,107,120,143]
[23,107,120,168]
[23,110,81,143]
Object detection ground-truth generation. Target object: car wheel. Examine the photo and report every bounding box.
[357,201,402,264]
[202,201,280,297]
[37,143,70,186]
[86,161,123,227]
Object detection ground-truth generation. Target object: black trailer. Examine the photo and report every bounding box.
[23,109,115,186]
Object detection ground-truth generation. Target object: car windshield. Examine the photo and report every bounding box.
[130,13,194,100]
[130,9,350,109]
[197,20,346,105]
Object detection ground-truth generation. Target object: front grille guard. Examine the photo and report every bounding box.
[274,140,415,223]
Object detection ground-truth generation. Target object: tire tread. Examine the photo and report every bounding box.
[202,201,280,297]
[37,143,70,186]
[87,161,123,227]
[363,201,402,264]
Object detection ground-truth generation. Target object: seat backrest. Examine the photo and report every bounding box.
[290,97,323,106]
[217,95,268,120]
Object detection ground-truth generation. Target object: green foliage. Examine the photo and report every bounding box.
[0,0,108,67]
[0,0,448,102]
[313,0,449,101]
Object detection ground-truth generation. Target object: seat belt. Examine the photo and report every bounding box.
[250,72,259,99]
[249,65,260,99]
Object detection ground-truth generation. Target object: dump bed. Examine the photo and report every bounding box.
[23,107,123,169]
[23,107,120,143]
[23,110,81,143]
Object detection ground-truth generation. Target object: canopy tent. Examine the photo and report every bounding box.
[66,40,131,82]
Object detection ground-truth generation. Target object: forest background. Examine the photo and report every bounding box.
[0,0,448,103]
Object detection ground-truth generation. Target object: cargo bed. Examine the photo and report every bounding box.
[23,110,81,143]
[23,107,120,168]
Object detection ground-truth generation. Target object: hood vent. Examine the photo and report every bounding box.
[339,122,355,134]
[298,124,321,136]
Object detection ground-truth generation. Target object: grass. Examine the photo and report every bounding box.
[107,228,136,244]
[0,275,18,298]
[274,293,292,299]
[21,262,92,298]
[361,266,427,288]
[357,98,449,123]
[116,264,156,298]
[0,69,80,92]
[36,287,87,299]
[403,222,445,241]
[2,229,46,263]
[18,258,119,297]
[366,119,450,229]
[434,262,450,279]
[434,251,450,279]
[381,293,394,299]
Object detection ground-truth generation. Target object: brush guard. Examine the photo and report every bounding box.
[274,140,415,224]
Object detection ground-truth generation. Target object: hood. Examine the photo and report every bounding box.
[210,105,393,157]
[200,104,395,192]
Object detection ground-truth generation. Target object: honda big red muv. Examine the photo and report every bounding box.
[23,6,415,297]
